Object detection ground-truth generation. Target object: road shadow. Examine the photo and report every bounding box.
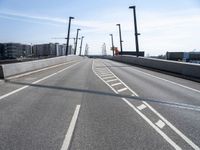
[5,80,200,112]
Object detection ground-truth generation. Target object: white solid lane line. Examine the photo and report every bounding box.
[0,61,81,101]
[6,60,77,80]
[93,60,200,150]
[143,101,200,150]
[0,86,29,100]
[156,120,166,129]
[104,62,200,150]
[60,105,81,150]
[127,64,200,94]
[122,98,182,150]
[105,67,139,96]
[92,61,182,150]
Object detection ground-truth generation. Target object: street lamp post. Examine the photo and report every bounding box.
[110,34,115,56]
[66,16,74,56]
[129,6,140,57]
[79,36,84,56]
[74,29,81,55]
[116,24,123,55]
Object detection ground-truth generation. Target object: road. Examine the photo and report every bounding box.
[0,58,200,150]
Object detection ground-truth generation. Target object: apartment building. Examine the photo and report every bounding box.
[0,43,31,59]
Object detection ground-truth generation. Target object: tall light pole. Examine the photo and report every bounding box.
[79,36,84,56]
[116,24,123,55]
[74,28,81,55]
[129,6,140,57]
[110,34,115,56]
[66,16,74,55]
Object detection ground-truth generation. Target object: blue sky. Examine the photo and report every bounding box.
[0,0,200,56]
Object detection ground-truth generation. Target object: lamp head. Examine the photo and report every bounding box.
[129,6,135,9]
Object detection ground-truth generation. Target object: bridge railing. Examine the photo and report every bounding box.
[94,55,200,80]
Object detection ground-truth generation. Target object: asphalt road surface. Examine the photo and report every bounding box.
[0,58,200,150]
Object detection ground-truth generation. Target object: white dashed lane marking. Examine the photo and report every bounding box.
[117,87,128,93]
[122,98,181,150]
[156,120,166,129]
[111,82,122,87]
[106,79,118,83]
[100,74,113,77]
[92,60,200,150]
[137,104,147,110]
[60,105,81,150]
[102,76,115,80]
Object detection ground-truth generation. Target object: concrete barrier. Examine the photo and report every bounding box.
[103,55,200,79]
[0,55,82,78]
